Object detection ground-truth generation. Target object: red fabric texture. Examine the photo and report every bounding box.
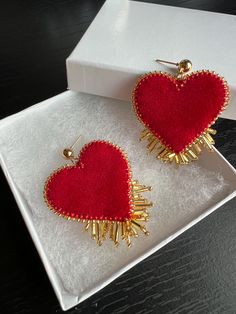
[133,71,228,153]
[45,141,132,221]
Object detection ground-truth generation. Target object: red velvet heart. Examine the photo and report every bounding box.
[44,141,133,221]
[133,71,229,153]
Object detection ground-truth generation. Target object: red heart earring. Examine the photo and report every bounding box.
[44,137,153,247]
[132,59,230,165]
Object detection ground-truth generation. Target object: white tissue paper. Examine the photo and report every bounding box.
[0,91,236,310]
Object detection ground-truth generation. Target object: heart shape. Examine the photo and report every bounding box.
[133,71,229,153]
[44,141,133,221]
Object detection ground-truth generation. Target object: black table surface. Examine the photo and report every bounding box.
[1,1,236,313]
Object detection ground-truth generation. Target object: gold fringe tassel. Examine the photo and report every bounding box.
[140,127,217,165]
[71,180,153,247]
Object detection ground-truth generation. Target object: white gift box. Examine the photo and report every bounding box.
[66,0,236,120]
[1,0,236,311]
[0,91,236,310]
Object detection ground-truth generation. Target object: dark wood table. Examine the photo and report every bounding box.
[1,1,236,313]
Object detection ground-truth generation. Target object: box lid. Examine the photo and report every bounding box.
[66,0,236,120]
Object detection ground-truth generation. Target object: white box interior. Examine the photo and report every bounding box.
[0,91,236,310]
[67,0,236,120]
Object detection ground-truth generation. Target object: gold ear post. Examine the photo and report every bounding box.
[62,135,81,160]
[155,59,178,66]
[155,58,192,74]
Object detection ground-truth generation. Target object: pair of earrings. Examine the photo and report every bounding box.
[44,59,230,247]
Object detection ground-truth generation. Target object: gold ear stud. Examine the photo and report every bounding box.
[155,58,192,75]
[62,135,81,161]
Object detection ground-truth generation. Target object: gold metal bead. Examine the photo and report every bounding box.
[178,59,192,73]
[63,148,74,159]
